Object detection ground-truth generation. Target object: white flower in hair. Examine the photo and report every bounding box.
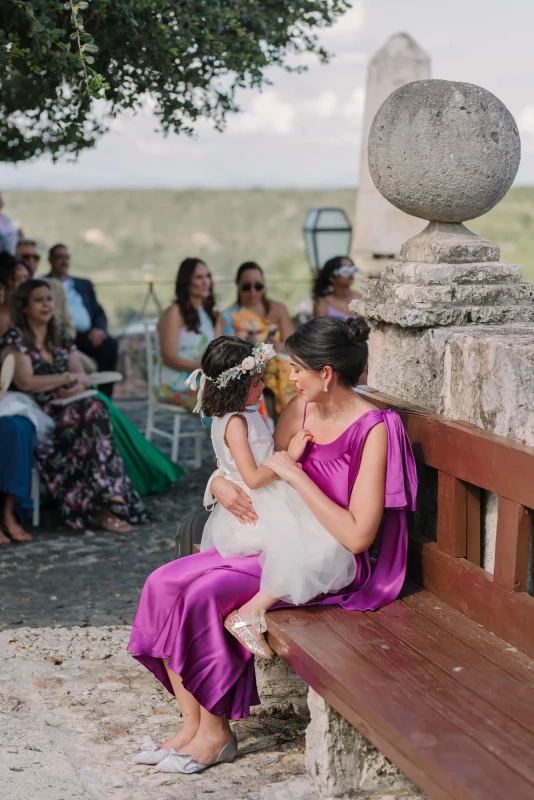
[242,356,256,371]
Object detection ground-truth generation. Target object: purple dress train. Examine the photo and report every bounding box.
[128,409,418,719]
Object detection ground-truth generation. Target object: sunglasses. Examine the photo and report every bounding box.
[332,265,358,277]
[21,253,40,262]
[240,282,264,292]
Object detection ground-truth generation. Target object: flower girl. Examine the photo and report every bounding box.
[187,336,356,659]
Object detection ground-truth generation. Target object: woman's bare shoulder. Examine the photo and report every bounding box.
[159,303,183,328]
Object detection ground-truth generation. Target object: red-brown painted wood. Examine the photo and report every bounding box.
[494,499,532,592]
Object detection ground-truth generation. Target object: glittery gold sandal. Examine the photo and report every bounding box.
[224,610,274,660]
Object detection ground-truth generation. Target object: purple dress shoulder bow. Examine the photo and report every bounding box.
[128,409,417,719]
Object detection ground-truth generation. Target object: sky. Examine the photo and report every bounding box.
[1,0,533,189]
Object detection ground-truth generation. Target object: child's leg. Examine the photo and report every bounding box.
[238,590,277,622]
[224,591,278,660]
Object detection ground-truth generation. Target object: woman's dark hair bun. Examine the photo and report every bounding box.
[346,315,370,345]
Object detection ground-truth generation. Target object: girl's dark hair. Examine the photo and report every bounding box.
[200,336,256,417]
[286,316,369,387]
[11,279,59,351]
[0,251,29,290]
[174,257,217,333]
[235,261,270,314]
[313,256,355,299]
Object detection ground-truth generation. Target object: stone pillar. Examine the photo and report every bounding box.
[261,689,425,799]
[357,78,533,572]
[354,34,430,274]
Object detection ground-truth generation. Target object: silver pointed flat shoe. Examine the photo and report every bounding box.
[133,735,170,765]
[155,747,198,773]
[176,733,238,774]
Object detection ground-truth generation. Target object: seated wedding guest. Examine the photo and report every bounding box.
[313,256,361,319]
[221,262,296,418]
[0,193,19,255]
[0,379,55,543]
[0,251,30,336]
[47,243,116,395]
[0,279,149,533]
[156,257,221,410]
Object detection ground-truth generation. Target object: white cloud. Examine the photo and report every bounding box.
[303,90,339,118]
[518,106,534,151]
[227,91,297,136]
[342,88,365,119]
[320,1,366,45]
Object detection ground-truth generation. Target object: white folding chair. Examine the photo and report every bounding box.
[143,321,203,467]
[31,465,40,527]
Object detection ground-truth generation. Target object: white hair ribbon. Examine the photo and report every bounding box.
[185,368,209,415]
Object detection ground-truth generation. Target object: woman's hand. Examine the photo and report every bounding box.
[263,451,302,484]
[210,476,259,525]
[57,380,85,399]
[287,429,313,461]
[71,372,93,389]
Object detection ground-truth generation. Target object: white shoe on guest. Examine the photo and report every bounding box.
[133,735,170,765]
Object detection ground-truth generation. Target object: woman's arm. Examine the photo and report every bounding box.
[225,415,278,490]
[158,306,201,372]
[276,302,294,343]
[313,297,328,317]
[265,422,387,554]
[213,313,223,338]
[8,349,71,394]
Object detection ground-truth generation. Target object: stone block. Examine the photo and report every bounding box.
[305,689,425,799]
[255,654,308,715]
[381,262,522,286]
[400,222,500,264]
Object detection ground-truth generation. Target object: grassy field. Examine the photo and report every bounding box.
[5,187,534,329]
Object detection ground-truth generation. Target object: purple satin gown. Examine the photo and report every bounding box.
[128,409,417,719]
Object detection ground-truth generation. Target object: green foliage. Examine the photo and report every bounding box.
[0,0,350,162]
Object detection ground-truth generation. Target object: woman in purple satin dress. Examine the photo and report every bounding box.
[128,316,417,773]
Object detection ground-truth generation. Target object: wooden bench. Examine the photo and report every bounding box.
[264,388,534,800]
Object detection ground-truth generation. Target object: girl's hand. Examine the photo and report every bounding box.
[287,429,313,461]
[210,476,259,525]
[263,451,302,483]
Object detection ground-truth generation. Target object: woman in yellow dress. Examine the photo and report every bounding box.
[221,262,296,419]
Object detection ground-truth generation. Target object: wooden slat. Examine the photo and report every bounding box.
[356,388,534,509]
[267,608,534,800]
[402,589,534,687]
[494,499,532,592]
[437,472,466,557]
[466,485,481,566]
[375,600,534,736]
[408,537,534,660]
[320,607,534,787]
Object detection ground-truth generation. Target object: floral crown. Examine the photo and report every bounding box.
[213,341,276,389]
[185,341,275,414]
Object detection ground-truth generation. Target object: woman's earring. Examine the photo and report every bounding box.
[323,382,328,393]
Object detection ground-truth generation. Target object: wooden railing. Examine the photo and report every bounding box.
[357,387,534,658]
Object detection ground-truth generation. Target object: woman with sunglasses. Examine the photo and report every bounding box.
[313,256,362,320]
[221,262,296,418]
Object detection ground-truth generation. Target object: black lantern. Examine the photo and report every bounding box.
[303,207,353,272]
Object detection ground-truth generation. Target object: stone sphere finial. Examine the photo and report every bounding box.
[367,80,521,263]
[368,79,520,223]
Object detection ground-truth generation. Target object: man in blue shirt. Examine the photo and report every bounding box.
[47,243,118,397]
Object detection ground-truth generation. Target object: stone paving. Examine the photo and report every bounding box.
[0,399,308,799]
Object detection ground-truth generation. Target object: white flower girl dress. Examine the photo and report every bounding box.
[200,409,356,605]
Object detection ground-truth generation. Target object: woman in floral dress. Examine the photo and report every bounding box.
[0,279,149,532]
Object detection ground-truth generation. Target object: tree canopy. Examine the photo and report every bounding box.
[0,0,350,162]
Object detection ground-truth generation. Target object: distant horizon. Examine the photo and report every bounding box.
[2,183,533,192]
